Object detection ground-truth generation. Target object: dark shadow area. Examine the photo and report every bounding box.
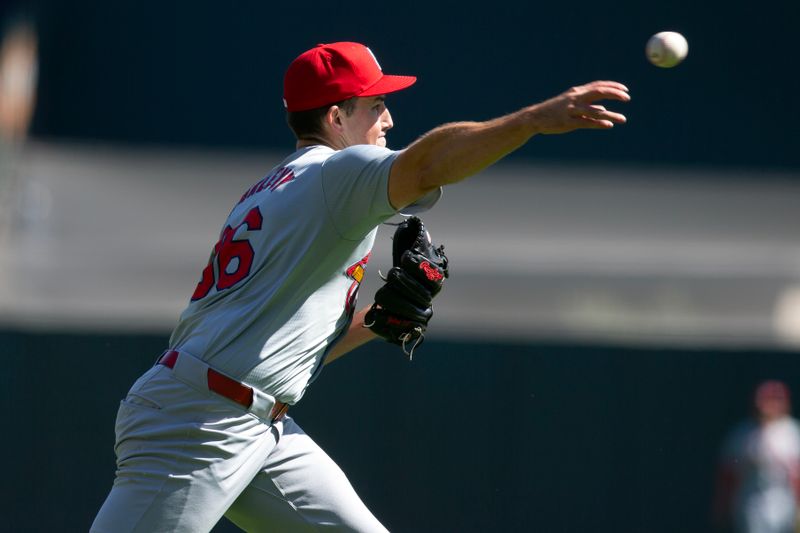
[3,329,798,532]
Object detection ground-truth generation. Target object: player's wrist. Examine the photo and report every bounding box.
[519,102,557,136]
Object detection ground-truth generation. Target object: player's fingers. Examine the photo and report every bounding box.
[577,116,616,129]
[578,80,629,94]
[588,80,629,92]
[580,86,631,103]
[602,110,627,124]
[570,80,630,101]
[578,104,627,124]
[570,101,626,122]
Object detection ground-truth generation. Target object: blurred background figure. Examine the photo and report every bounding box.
[0,13,38,242]
[714,380,800,533]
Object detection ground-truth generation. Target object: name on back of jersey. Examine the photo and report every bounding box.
[238,167,296,205]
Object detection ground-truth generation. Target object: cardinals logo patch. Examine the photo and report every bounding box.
[344,252,371,315]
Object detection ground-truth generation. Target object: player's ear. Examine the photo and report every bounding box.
[327,105,344,132]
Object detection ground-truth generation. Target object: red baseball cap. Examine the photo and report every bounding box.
[283,42,417,112]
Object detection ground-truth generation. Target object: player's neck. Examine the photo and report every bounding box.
[296,129,352,150]
[295,140,323,150]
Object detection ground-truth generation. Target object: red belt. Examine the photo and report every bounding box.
[157,350,289,423]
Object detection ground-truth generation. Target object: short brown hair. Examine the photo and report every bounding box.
[286,97,357,141]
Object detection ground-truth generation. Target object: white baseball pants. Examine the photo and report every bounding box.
[90,364,387,532]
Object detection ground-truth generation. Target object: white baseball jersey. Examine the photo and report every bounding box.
[168,144,438,404]
[722,416,800,532]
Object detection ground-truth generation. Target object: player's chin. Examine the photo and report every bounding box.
[375,137,387,148]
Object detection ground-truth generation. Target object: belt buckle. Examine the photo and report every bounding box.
[270,402,289,423]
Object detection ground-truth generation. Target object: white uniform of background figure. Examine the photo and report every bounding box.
[717,381,800,533]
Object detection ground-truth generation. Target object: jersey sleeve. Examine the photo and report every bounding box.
[320,144,400,239]
[321,144,443,240]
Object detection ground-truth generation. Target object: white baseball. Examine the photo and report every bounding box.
[646,31,688,68]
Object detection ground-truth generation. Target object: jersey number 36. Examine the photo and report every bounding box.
[191,206,264,301]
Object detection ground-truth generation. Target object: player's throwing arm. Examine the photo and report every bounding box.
[388,81,630,211]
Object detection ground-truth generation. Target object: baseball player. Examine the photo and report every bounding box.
[91,41,629,532]
[714,381,800,533]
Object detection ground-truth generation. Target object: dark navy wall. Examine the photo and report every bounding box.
[22,0,800,169]
[2,329,799,532]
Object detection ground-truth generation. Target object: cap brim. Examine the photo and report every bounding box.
[359,74,417,97]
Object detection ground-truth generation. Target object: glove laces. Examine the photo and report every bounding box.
[399,327,425,360]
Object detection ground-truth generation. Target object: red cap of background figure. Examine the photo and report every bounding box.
[283,42,417,112]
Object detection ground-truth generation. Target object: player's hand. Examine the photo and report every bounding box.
[528,81,630,135]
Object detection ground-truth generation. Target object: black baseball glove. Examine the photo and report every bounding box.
[365,216,449,358]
